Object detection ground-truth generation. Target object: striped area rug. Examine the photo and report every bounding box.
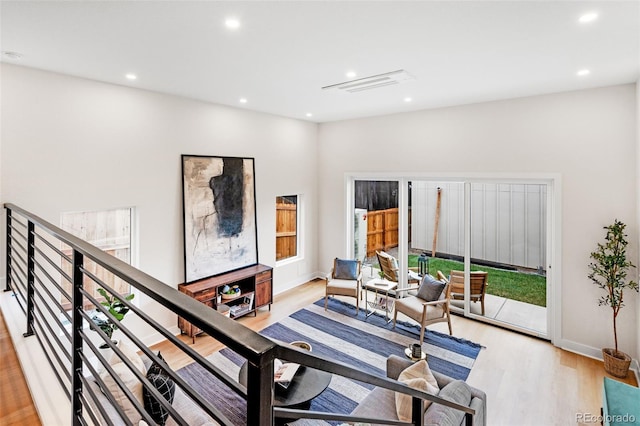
[177,298,482,425]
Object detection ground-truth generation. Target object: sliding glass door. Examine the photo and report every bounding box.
[349,175,553,339]
[468,183,548,335]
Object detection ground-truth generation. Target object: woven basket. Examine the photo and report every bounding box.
[602,348,631,378]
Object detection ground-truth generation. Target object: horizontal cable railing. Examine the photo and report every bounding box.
[4,203,475,426]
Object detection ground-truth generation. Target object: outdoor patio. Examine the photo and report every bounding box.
[360,263,547,336]
[449,294,546,335]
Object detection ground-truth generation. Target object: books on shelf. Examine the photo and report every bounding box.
[229,293,255,318]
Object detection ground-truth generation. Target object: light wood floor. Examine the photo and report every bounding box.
[2,279,637,425]
[151,279,637,425]
[0,308,41,426]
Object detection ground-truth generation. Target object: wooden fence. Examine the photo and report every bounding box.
[276,200,297,260]
[59,208,131,307]
[61,247,130,309]
[366,208,412,257]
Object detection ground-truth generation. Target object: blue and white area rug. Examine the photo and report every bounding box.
[177,298,482,425]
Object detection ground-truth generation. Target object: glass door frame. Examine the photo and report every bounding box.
[346,173,561,345]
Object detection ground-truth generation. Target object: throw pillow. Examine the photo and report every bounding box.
[108,339,147,376]
[417,274,446,302]
[422,380,472,426]
[395,360,439,422]
[390,255,399,271]
[143,373,176,426]
[333,258,359,280]
[99,361,145,424]
[147,351,167,376]
[99,340,147,423]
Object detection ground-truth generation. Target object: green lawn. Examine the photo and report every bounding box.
[405,255,547,307]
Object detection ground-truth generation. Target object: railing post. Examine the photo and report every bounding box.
[23,221,35,337]
[71,250,84,425]
[411,396,424,426]
[5,208,12,292]
[246,354,274,426]
[464,412,473,426]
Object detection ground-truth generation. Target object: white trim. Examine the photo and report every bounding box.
[274,255,303,267]
[398,178,409,291]
[344,175,356,258]
[464,182,472,315]
[631,358,640,385]
[549,176,563,347]
[129,206,139,269]
[348,171,559,183]
[275,194,304,265]
[560,338,640,382]
[273,272,322,297]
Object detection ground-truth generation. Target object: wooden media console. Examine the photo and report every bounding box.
[178,264,273,342]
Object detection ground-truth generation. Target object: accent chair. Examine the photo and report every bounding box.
[376,250,421,285]
[393,271,452,344]
[447,270,489,316]
[325,258,362,314]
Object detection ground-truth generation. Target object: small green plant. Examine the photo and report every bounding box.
[91,288,134,340]
[588,220,639,355]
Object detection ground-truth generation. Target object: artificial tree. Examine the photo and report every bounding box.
[588,219,639,377]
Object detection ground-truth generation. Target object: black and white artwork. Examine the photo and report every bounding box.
[182,155,257,282]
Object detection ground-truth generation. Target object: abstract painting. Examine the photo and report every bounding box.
[182,155,257,282]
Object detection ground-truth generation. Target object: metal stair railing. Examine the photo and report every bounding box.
[4,203,475,426]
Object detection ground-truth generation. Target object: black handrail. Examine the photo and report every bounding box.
[4,203,476,426]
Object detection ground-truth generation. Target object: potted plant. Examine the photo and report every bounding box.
[588,219,639,378]
[91,288,134,346]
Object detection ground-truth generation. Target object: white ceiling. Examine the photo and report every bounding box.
[1,1,639,123]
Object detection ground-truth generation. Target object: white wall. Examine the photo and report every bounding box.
[318,84,639,360]
[0,64,319,341]
[1,63,638,366]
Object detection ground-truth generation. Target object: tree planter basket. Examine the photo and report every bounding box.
[602,348,631,378]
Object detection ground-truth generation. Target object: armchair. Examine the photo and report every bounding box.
[376,251,420,285]
[447,270,489,315]
[325,258,362,314]
[393,271,452,344]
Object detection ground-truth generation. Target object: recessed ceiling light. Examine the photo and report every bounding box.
[579,12,598,23]
[306,113,313,117]
[225,18,241,29]
[577,69,591,77]
[404,97,413,102]
[346,71,357,79]
[239,98,247,104]
[125,73,137,80]
[2,51,23,60]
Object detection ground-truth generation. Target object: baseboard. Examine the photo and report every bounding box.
[139,324,181,347]
[632,358,640,384]
[560,338,640,382]
[273,271,323,297]
[559,338,604,361]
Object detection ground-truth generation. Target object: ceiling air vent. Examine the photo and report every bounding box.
[322,70,414,93]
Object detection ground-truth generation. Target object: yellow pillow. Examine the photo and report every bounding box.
[395,360,439,422]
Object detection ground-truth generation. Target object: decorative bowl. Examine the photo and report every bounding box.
[290,341,312,352]
[221,291,240,300]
